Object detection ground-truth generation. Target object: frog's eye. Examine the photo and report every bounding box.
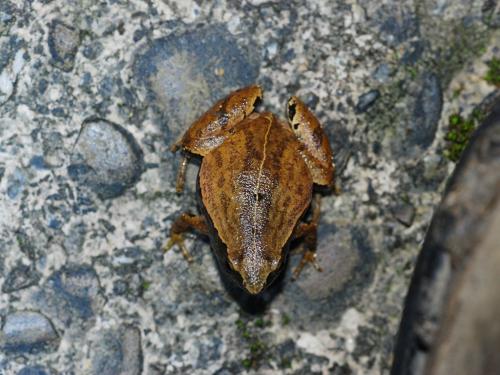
[288,101,300,130]
[252,95,262,111]
[288,103,297,122]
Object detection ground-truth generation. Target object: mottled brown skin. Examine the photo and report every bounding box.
[167,85,335,295]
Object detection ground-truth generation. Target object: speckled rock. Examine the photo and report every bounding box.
[391,200,416,227]
[278,224,375,329]
[356,89,380,113]
[6,167,27,200]
[35,264,103,327]
[87,325,142,375]
[48,20,80,72]
[0,0,497,374]
[0,2,15,36]
[68,118,144,199]
[408,72,443,150]
[0,36,26,106]
[17,366,50,375]
[2,263,40,293]
[0,311,58,353]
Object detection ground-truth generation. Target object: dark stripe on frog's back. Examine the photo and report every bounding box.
[199,113,313,263]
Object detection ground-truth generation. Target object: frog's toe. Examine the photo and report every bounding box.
[292,249,322,280]
[164,234,194,263]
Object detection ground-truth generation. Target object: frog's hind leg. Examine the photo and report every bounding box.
[287,96,336,189]
[291,194,323,280]
[171,85,263,192]
[165,213,208,263]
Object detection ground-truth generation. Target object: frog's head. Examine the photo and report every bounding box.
[227,244,285,295]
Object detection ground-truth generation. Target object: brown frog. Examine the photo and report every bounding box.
[167,85,335,295]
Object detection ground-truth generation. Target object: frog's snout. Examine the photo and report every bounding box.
[236,255,276,295]
[243,276,267,295]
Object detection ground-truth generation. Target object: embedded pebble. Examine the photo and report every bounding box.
[89,326,142,375]
[2,263,40,293]
[133,24,259,143]
[391,201,416,227]
[68,119,144,199]
[38,264,103,326]
[356,89,380,113]
[0,48,26,105]
[6,167,27,199]
[0,2,15,35]
[410,72,443,150]
[48,20,80,72]
[373,63,392,83]
[1,311,58,352]
[17,366,50,375]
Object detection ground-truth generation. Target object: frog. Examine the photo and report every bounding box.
[166,85,335,295]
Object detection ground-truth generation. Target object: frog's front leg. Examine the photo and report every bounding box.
[171,85,263,192]
[291,194,323,279]
[165,213,208,263]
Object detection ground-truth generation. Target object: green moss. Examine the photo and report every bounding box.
[281,313,291,326]
[241,358,252,369]
[141,280,152,291]
[254,318,265,328]
[406,66,418,79]
[254,318,272,328]
[235,317,271,370]
[280,358,292,369]
[484,57,500,87]
[444,110,483,162]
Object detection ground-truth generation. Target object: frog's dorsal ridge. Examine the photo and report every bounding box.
[199,113,313,293]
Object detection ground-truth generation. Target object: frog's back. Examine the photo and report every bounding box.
[199,112,313,289]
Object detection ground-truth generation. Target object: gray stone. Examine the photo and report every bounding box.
[17,366,50,375]
[121,326,143,375]
[0,1,15,36]
[356,89,380,113]
[409,72,442,150]
[38,264,103,326]
[1,311,58,352]
[377,8,419,46]
[0,37,25,106]
[42,131,66,168]
[133,24,259,144]
[112,246,153,276]
[373,63,392,83]
[68,118,144,199]
[196,337,223,368]
[277,223,375,330]
[6,167,26,199]
[391,201,416,227]
[2,263,40,293]
[89,326,142,375]
[62,221,87,255]
[48,20,80,71]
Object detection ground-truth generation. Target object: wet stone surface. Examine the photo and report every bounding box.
[1,311,58,353]
[0,0,498,374]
